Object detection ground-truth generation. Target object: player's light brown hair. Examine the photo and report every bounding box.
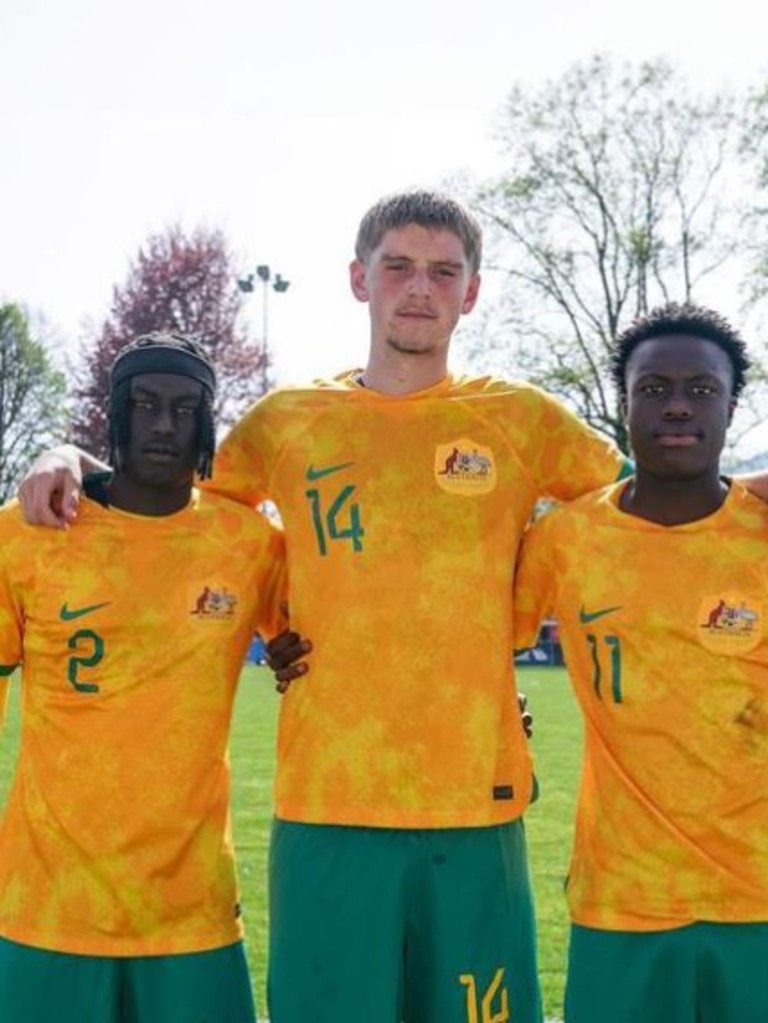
[355,190,483,274]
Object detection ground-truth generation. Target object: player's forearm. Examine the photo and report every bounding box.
[19,444,110,527]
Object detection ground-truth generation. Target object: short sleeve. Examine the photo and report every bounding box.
[525,389,628,502]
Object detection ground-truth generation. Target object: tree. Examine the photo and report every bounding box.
[471,55,750,453]
[0,304,68,502]
[73,226,268,456]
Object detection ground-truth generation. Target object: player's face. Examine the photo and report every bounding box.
[123,373,203,489]
[349,225,480,359]
[624,335,736,480]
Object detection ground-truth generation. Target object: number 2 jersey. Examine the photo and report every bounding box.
[0,488,286,956]
[210,372,626,830]
[515,480,768,930]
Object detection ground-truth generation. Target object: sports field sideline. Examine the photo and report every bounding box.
[0,665,578,1021]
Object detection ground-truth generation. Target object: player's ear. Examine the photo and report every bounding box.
[349,260,369,302]
[460,273,481,315]
[727,397,737,425]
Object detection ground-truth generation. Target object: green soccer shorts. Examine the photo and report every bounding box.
[566,920,768,1023]
[268,818,542,1023]
[0,937,256,1023]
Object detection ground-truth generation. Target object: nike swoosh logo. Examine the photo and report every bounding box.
[579,604,622,624]
[60,601,111,621]
[305,461,354,481]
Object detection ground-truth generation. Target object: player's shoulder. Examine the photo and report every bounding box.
[235,375,363,426]
[448,373,551,403]
[728,479,768,529]
[191,488,281,539]
[0,499,26,538]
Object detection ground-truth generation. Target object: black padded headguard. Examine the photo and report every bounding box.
[108,332,217,479]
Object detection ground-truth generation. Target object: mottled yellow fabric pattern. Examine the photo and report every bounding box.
[0,490,286,955]
[211,372,624,828]
[515,481,768,930]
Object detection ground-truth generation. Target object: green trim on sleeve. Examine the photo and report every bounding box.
[616,459,635,481]
[0,664,19,677]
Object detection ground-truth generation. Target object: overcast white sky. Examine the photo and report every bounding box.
[2,0,767,419]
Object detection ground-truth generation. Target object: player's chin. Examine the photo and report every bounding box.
[386,332,444,356]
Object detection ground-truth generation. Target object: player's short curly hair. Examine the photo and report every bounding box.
[611,302,751,404]
[355,190,483,274]
[108,332,217,479]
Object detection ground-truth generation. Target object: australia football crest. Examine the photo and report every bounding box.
[189,585,238,619]
[434,439,496,496]
[698,593,762,654]
[435,435,494,495]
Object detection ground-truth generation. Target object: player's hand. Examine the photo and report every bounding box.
[18,446,83,528]
[518,692,533,739]
[266,630,313,694]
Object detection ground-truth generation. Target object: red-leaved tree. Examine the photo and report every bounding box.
[73,225,268,456]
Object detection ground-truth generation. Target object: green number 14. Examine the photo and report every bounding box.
[306,486,365,556]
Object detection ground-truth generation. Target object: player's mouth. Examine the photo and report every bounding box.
[142,445,181,462]
[396,307,438,320]
[654,431,701,447]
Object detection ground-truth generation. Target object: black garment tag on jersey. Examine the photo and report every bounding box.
[493,785,514,800]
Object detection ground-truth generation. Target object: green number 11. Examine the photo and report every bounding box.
[586,633,623,703]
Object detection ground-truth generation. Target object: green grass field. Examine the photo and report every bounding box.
[0,665,579,1021]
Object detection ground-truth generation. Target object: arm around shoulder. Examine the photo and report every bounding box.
[18,444,109,528]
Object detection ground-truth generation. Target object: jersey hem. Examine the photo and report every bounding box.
[570,907,768,931]
[0,922,244,958]
[274,805,529,828]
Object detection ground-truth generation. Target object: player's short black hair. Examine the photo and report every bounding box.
[355,190,483,273]
[108,332,217,479]
[611,302,751,403]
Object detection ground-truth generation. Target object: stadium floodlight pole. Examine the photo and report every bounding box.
[236,264,291,393]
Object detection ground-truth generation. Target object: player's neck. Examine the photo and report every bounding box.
[107,474,194,516]
[361,347,449,396]
[619,467,728,525]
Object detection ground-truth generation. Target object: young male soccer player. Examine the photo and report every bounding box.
[20,191,632,1023]
[515,303,768,1023]
[207,192,637,1023]
[0,334,286,1023]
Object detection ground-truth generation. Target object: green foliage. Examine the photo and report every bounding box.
[0,305,67,502]
[0,667,581,1022]
[471,55,749,454]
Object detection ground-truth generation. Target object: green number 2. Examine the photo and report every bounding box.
[306,486,365,556]
[67,629,104,693]
[586,633,622,703]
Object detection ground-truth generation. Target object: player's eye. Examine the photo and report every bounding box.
[131,399,157,413]
[175,405,198,417]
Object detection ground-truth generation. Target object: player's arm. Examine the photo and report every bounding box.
[204,401,271,508]
[18,444,109,528]
[513,516,558,652]
[527,388,631,502]
[247,519,313,694]
[0,528,23,732]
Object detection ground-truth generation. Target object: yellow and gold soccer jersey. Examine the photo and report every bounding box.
[0,489,286,956]
[209,371,626,829]
[515,480,768,930]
